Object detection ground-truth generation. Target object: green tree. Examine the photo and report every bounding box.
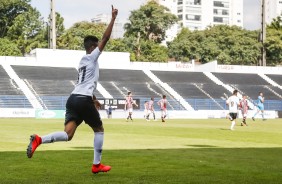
[0,38,22,56]
[267,15,282,30]
[139,41,168,62]
[0,0,31,38]
[124,1,178,43]
[6,7,47,54]
[168,25,261,65]
[265,28,282,65]
[57,21,106,50]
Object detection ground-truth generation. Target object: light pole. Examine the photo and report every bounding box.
[50,0,56,49]
[261,0,266,66]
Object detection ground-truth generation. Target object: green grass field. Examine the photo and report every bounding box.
[0,118,282,184]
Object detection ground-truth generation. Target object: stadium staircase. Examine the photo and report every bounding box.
[145,82,175,110]
[97,82,113,99]
[23,79,47,109]
[258,73,282,90]
[142,69,194,111]
[2,64,43,109]
[193,83,225,110]
[203,72,256,108]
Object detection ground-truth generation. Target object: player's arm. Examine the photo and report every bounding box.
[98,5,118,52]
[261,97,264,103]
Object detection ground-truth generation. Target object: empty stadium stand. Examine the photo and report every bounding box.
[152,71,231,109]
[213,73,282,100]
[266,74,282,86]
[0,65,23,96]
[11,65,104,109]
[0,65,32,108]
[99,69,184,110]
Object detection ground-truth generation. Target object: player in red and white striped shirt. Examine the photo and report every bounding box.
[158,95,168,122]
[240,94,249,126]
[124,91,138,121]
[146,97,156,121]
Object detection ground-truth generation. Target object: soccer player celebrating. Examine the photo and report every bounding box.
[240,94,249,126]
[252,92,266,121]
[226,90,240,130]
[158,95,168,122]
[146,97,156,121]
[124,91,138,121]
[26,5,118,174]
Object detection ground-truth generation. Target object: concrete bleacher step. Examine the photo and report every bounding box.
[193,83,225,110]
[2,64,43,109]
[258,73,282,90]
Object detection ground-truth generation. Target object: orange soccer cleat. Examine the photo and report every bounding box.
[92,163,111,174]
[26,134,42,158]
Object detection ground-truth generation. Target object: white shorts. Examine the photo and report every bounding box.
[127,108,133,113]
[161,109,167,117]
[144,109,148,115]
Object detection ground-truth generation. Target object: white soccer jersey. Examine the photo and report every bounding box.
[227,95,239,113]
[72,47,101,97]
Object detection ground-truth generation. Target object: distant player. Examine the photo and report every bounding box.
[146,97,156,121]
[124,91,138,121]
[240,94,249,126]
[252,92,266,121]
[158,95,168,122]
[144,101,149,119]
[26,5,118,174]
[226,90,240,130]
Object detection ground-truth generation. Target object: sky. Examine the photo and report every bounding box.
[30,0,261,30]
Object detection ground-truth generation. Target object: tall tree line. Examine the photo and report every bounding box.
[0,0,281,65]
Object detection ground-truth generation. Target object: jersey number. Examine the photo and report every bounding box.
[77,66,86,83]
[230,101,234,107]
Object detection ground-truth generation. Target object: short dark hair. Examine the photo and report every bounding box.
[163,95,166,98]
[233,90,238,95]
[84,36,99,51]
[128,91,131,95]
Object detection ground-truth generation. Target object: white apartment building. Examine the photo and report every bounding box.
[265,0,282,25]
[149,0,243,41]
[91,14,124,39]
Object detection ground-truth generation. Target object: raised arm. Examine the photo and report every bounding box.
[98,5,118,52]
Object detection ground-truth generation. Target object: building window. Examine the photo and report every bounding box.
[214,1,229,8]
[186,14,201,21]
[178,14,183,20]
[237,20,241,23]
[178,7,183,13]
[214,17,223,23]
[185,0,201,5]
[237,13,241,15]
[214,17,229,24]
[178,0,183,5]
[214,9,229,15]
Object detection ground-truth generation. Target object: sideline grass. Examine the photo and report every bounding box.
[0,118,282,184]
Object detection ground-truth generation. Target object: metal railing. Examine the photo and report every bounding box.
[1,95,282,111]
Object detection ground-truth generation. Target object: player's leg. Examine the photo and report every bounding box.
[161,110,165,122]
[261,109,266,120]
[129,108,133,121]
[153,111,156,120]
[26,95,81,158]
[252,106,260,120]
[146,110,150,121]
[83,98,111,174]
[230,113,236,130]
